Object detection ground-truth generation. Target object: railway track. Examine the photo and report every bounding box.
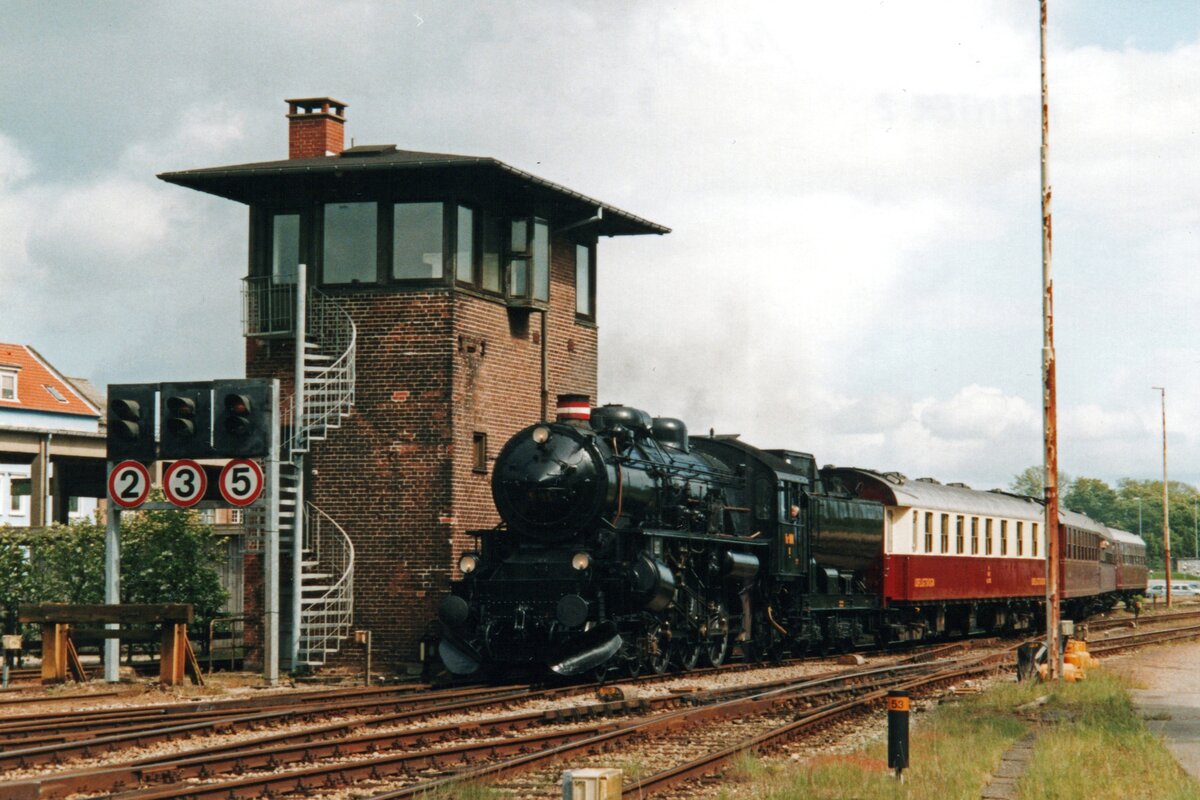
[2,621,1189,800]
[0,641,996,800]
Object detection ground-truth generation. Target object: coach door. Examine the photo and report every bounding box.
[775,481,805,576]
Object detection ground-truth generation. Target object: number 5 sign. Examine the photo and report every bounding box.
[164,459,207,508]
[219,459,264,507]
[108,461,152,509]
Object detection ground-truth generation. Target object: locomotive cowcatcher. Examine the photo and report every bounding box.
[436,402,885,677]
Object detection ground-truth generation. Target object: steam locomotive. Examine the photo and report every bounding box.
[435,403,1145,677]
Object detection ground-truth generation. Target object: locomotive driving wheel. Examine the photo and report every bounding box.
[703,601,731,667]
[643,621,672,674]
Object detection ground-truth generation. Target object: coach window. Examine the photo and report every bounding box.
[1000,520,1008,555]
[1032,522,1039,556]
[956,516,964,554]
[1016,521,1024,556]
[971,517,979,554]
[393,202,446,281]
[323,202,378,284]
[940,514,949,553]
[985,518,993,555]
[924,512,933,553]
[576,243,595,319]
[912,512,919,552]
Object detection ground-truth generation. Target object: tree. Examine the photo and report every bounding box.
[0,528,33,640]
[1062,477,1119,524]
[1009,466,1072,498]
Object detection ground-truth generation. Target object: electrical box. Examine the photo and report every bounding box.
[1,635,21,651]
[562,768,622,799]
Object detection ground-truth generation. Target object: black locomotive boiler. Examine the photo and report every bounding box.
[436,404,885,677]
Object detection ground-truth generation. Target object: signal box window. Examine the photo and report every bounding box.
[472,432,487,473]
[323,202,378,284]
[393,202,444,281]
[506,218,550,306]
[272,213,301,284]
[0,370,16,401]
[575,243,595,319]
[455,206,475,284]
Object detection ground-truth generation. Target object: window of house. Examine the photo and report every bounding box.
[956,515,964,554]
[68,496,79,513]
[44,384,68,403]
[481,213,503,293]
[272,213,301,284]
[393,202,444,281]
[506,218,550,304]
[473,432,487,473]
[0,370,16,401]
[971,517,979,555]
[1016,521,1024,555]
[1032,522,1039,556]
[575,243,594,318]
[323,202,378,284]
[986,518,993,555]
[940,514,949,553]
[924,512,933,553]
[455,205,475,284]
[1000,520,1008,555]
[8,479,25,516]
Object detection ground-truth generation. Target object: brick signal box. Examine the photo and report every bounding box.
[159,98,667,670]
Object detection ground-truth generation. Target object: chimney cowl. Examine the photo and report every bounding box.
[286,96,348,159]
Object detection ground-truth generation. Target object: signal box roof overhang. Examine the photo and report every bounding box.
[157,147,669,237]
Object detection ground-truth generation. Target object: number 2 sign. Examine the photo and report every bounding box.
[108,461,151,509]
[219,459,264,507]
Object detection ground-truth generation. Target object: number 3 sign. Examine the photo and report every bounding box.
[219,459,264,507]
[108,461,152,509]
[164,459,207,508]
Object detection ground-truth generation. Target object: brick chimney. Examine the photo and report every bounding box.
[286,97,348,159]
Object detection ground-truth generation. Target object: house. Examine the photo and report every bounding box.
[0,343,106,527]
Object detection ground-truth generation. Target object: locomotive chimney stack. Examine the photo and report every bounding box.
[556,394,592,427]
[286,97,347,159]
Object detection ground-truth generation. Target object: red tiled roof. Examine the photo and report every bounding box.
[0,343,100,418]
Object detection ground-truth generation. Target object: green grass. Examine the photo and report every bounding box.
[1018,672,1198,799]
[715,672,1200,800]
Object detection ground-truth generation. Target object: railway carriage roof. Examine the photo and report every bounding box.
[1108,527,1145,547]
[1061,508,1111,537]
[158,147,669,237]
[827,467,1043,519]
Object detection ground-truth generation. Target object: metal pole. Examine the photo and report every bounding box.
[290,264,307,670]
[1154,387,1170,606]
[104,476,121,683]
[1040,0,1061,682]
[1192,498,1196,559]
[264,378,281,685]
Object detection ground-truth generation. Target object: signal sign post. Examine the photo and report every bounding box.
[104,378,282,686]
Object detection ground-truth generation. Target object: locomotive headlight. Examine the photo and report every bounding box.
[571,552,591,571]
[458,553,480,575]
[531,425,551,445]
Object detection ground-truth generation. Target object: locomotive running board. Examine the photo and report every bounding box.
[550,624,623,676]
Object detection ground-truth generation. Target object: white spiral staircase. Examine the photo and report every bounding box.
[243,278,357,670]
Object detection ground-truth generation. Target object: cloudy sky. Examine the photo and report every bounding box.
[2,1,1198,490]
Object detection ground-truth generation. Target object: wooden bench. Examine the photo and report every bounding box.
[17,604,203,686]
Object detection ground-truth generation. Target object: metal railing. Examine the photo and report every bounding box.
[285,289,357,457]
[243,276,296,337]
[298,501,355,666]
